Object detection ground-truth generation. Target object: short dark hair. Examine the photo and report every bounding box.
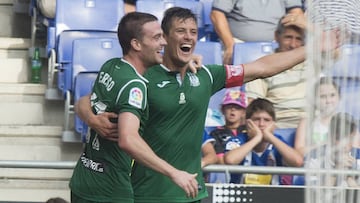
[330,112,358,143]
[161,7,197,35]
[245,98,276,121]
[117,12,158,55]
[46,197,68,203]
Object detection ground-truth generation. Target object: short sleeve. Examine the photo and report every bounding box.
[212,0,236,13]
[245,78,268,99]
[284,0,303,9]
[116,79,147,119]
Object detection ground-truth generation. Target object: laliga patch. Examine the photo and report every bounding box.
[128,87,143,108]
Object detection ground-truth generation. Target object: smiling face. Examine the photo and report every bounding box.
[163,17,198,69]
[138,21,167,67]
[317,83,340,116]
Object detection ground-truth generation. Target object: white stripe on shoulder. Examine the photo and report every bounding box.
[116,79,147,108]
[120,58,149,83]
[202,65,214,84]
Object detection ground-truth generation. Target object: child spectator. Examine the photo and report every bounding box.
[295,77,341,157]
[207,88,247,183]
[224,98,303,185]
[210,88,247,163]
[306,112,360,187]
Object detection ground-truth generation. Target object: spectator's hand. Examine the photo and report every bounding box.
[281,13,307,30]
[262,121,276,142]
[170,171,199,198]
[188,54,203,74]
[247,119,263,140]
[320,29,342,52]
[223,47,233,65]
[343,152,355,169]
[346,176,359,187]
[88,112,118,141]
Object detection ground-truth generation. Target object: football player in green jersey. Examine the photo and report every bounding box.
[76,7,339,203]
[69,12,200,203]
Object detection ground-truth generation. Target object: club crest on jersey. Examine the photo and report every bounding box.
[179,92,186,104]
[226,65,243,78]
[128,87,143,108]
[188,73,200,86]
[225,140,241,151]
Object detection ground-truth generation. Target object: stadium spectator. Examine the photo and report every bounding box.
[36,0,55,18]
[282,0,360,43]
[76,6,338,203]
[124,0,136,13]
[306,112,360,187]
[246,17,306,128]
[327,112,359,187]
[207,88,247,183]
[210,0,304,64]
[69,12,200,203]
[295,77,341,157]
[224,98,303,185]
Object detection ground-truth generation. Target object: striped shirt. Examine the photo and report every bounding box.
[245,63,306,128]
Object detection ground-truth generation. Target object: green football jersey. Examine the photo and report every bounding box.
[132,64,227,203]
[70,58,149,203]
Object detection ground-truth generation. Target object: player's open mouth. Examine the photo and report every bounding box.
[180,44,192,53]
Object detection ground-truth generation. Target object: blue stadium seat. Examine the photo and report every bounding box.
[232,42,278,65]
[335,78,360,120]
[136,0,205,39]
[50,0,124,53]
[63,73,97,142]
[194,41,222,64]
[62,37,123,142]
[198,0,218,41]
[232,42,277,91]
[274,128,296,147]
[56,32,118,96]
[330,44,360,78]
[292,175,305,185]
[45,0,124,100]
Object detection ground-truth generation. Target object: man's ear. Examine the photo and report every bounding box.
[131,38,141,51]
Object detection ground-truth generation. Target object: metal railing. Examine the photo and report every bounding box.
[0,160,359,176]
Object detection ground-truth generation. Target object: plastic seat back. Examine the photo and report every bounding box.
[50,0,124,52]
[330,44,360,78]
[72,37,122,89]
[274,128,297,147]
[194,41,222,65]
[56,31,118,94]
[136,0,204,39]
[74,73,98,141]
[232,42,278,65]
[72,37,123,136]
